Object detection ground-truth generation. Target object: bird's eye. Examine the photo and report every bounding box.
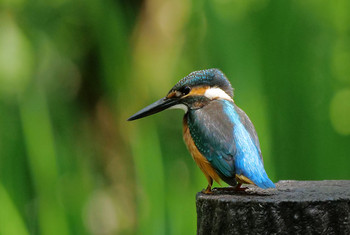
[182,86,191,95]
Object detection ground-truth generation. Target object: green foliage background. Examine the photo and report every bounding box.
[1,0,350,234]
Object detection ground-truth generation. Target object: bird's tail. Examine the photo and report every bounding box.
[236,157,275,189]
[253,171,275,189]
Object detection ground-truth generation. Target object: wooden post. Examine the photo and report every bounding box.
[196,180,350,234]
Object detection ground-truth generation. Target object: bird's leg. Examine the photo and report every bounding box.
[201,177,213,194]
[202,185,212,194]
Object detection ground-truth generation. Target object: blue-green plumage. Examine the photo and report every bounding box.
[187,99,275,189]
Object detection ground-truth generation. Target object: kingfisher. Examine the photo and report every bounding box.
[128,69,275,193]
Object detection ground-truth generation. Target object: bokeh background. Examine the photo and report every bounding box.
[1,0,350,234]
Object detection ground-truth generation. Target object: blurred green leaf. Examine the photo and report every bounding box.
[0,14,33,97]
[0,183,29,235]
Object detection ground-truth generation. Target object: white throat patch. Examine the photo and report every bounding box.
[204,87,233,101]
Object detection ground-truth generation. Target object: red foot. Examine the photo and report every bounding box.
[235,184,248,191]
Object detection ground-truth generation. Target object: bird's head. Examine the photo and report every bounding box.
[127,68,233,121]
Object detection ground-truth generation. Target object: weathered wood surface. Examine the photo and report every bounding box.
[196,180,350,235]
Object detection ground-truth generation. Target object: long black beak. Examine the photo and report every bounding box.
[127,97,179,121]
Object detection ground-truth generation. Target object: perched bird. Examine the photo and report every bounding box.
[128,69,275,193]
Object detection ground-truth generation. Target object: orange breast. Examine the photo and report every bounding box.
[182,116,221,184]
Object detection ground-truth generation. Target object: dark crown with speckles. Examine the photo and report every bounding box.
[171,69,234,98]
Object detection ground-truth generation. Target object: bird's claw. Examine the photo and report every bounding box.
[201,186,213,194]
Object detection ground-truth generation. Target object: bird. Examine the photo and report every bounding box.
[128,69,275,194]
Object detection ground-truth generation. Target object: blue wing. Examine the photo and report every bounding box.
[187,100,275,188]
[187,100,237,185]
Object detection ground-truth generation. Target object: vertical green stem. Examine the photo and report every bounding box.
[19,89,69,235]
[0,183,29,235]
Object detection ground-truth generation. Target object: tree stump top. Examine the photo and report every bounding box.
[197,180,350,202]
[196,180,350,235]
